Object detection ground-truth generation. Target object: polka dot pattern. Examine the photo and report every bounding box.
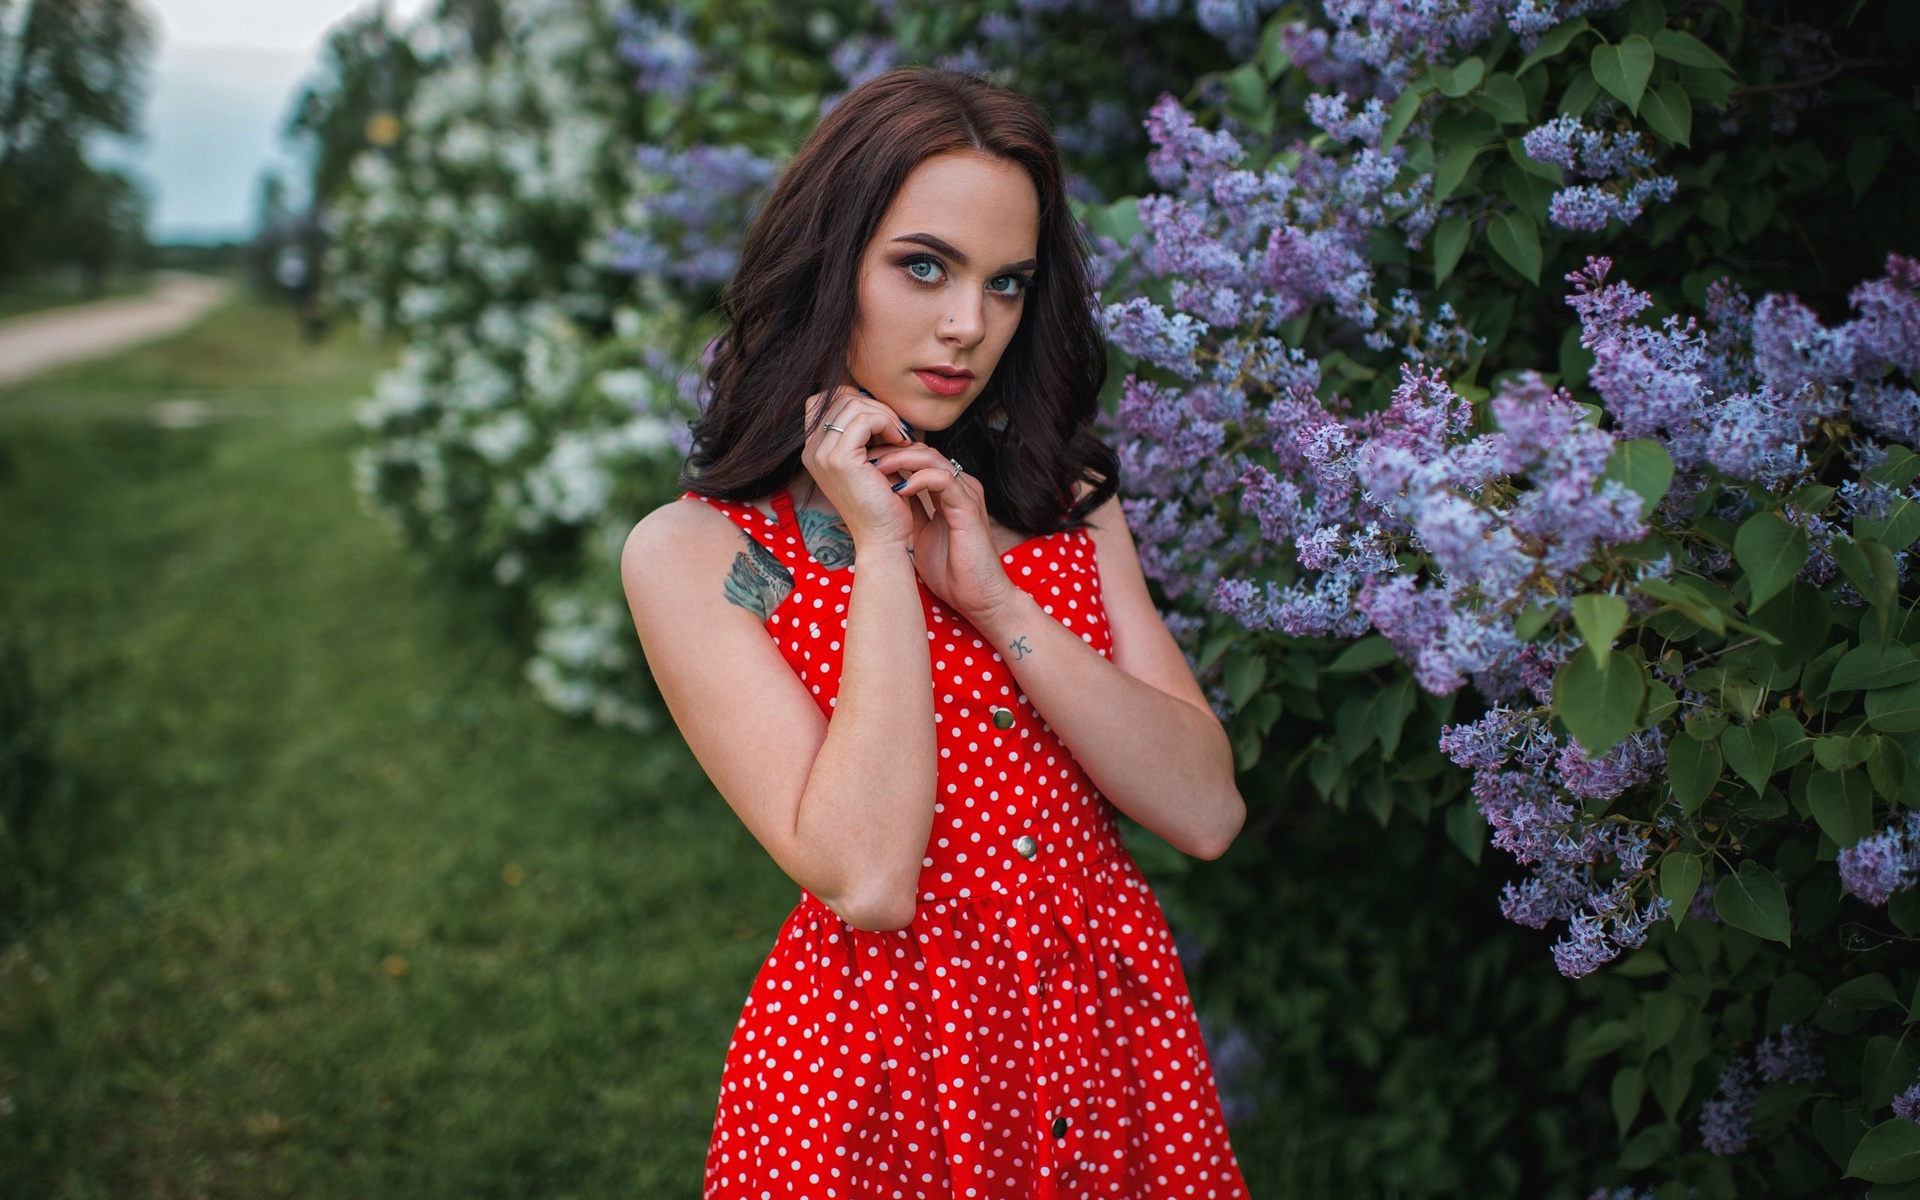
[690,488,1249,1199]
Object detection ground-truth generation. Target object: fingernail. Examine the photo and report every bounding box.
[857,388,873,397]
[900,421,913,437]
[867,458,880,465]
[891,480,908,493]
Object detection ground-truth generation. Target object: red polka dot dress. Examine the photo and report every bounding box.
[690,485,1250,1200]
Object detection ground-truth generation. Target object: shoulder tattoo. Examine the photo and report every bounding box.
[723,533,793,621]
[796,507,856,570]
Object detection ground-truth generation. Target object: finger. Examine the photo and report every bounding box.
[818,395,910,450]
[866,445,955,473]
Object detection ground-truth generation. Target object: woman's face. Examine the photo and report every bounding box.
[845,149,1041,432]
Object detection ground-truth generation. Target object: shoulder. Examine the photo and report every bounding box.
[621,496,753,607]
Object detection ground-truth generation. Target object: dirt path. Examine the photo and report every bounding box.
[0,272,230,388]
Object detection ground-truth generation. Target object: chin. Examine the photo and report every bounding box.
[894,397,975,434]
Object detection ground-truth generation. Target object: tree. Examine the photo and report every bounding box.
[0,0,154,286]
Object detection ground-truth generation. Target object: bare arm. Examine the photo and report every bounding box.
[965,495,1244,859]
[622,498,936,931]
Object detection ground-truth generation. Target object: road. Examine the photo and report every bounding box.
[0,273,230,388]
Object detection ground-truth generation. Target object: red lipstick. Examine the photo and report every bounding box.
[913,366,973,397]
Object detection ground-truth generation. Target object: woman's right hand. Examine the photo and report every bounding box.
[800,386,918,549]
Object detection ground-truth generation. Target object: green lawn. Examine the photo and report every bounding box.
[0,298,795,1197]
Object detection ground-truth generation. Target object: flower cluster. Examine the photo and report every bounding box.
[610,144,780,291]
[1699,1026,1827,1155]
[1521,115,1677,231]
[1282,0,1631,95]
[1438,706,1667,976]
[1837,811,1920,907]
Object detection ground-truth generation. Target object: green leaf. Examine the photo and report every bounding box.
[1808,768,1874,848]
[1714,860,1791,946]
[1637,578,1725,634]
[1834,644,1920,691]
[1223,63,1269,116]
[1667,735,1721,813]
[1848,1115,1920,1182]
[1617,1122,1677,1170]
[1555,648,1648,756]
[1868,680,1920,734]
[1488,209,1542,284]
[1612,1065,1645,1137]
[1259,15,1293,78]
[1327,636,1399,674]
[1381,82,1428,149]
[1434,143,1488,201]
[1661,853,1703,923]
[1639,79,1692,146]
[1735,511,1811,611]
[1601,439,1675,517]
[1860,497,1920,553]
[1223,652,1267,711]
[1574,594,1630,667]
[1866,445,1920,489]
[1848,134,1892,202]
[1571,1018,1636,1062]
[1475,72,1529,123]
[1432,214,1471,283]
[1721,720,1778,793]
[1375,676,1418,757]
[1560,65,1602,115]
[1430,55,1486,97]
[1592,35,1656,113]
[1831,974,1900,1010]
[1652,27,1734,71]
[1518,16,1592,75]
[1445,800,1486,865]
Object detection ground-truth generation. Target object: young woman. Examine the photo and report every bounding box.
[621,67,1250,1199]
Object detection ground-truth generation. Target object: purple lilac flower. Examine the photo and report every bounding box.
[616,11,704,102]
[1197,1013,1268,1125]
[1893,1083,1920,1123]
[613,145,780,290]
[1838,812,1920,906]
[1754,1024,1824,1085]
[1586,1189,1653,1200]
[1103,298,1206,377]
[1700,1060,1758,1155]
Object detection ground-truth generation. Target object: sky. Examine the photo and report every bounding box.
[113,0,433,243]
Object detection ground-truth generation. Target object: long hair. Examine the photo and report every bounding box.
[680,68,1118,535]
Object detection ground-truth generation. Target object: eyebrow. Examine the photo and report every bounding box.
[891,233,1038,275]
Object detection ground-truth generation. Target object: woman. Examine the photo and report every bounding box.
[621,67,1249,1199]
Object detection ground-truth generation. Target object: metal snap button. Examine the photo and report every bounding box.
[1051,1115,1069,1138]
[990,706,1015,730]
[1013,835,1038,860]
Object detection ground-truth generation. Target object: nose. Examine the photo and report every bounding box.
[941,291,986,348]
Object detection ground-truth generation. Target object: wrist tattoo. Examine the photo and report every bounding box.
[1009,635,1033,661]
[723,533,793,621]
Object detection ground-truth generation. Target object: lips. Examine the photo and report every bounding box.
[913,367,973,397]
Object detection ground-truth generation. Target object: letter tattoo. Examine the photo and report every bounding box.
[1009,635,1033,661]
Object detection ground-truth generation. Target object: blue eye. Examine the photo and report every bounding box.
[989,275,1030,297]
[905,257,942,283]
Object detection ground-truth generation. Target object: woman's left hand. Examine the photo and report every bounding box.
[868,445,1018,621]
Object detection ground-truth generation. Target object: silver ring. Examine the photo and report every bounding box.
[948,457,965,478]
[822,421,846,433]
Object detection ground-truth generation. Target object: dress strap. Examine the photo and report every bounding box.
[770,485,798,532]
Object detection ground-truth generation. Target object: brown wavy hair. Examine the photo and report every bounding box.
[680,67,1117,536]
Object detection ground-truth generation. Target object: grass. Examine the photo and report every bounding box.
[0,298,795,1197]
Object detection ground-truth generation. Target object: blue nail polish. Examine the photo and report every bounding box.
[891,480,908,492]
[867,458,880,465]
[857,388,873,397]
[900,421,913,437]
